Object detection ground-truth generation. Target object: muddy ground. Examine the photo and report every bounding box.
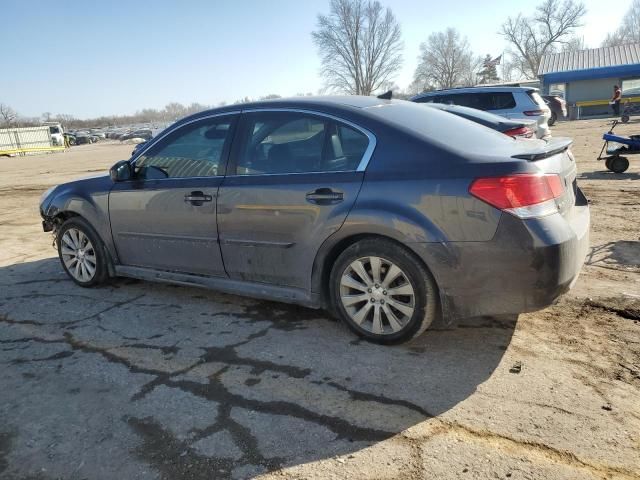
[0,119,638,480]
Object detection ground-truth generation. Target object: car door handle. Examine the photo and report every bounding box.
[184,191,213,206]
[306,188,343,205]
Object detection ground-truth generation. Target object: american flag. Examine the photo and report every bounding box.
[483,55,502,68]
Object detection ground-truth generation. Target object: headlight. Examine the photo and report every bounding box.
[39,186,57,208]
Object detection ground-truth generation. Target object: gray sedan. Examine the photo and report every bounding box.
[40,96,590,343]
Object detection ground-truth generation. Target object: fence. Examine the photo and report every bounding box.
[0,126,65,156]
[573,96,640,119]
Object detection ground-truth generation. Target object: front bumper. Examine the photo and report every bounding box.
[411,198,590,321]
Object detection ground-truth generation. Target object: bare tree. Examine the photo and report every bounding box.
[413,28,474,90]
[42,112,52,122]
[0,104,17,126]
[562,36,586,51]
[312,0,403,95]
[500,0,586,78]
[602,0,640,47]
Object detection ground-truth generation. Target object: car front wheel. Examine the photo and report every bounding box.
[57,217,108,287]
[330,239,438,344]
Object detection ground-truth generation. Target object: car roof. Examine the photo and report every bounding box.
[171,96,400,129]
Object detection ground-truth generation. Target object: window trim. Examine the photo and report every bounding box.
[225,108,377,177]
[129,111,241,180]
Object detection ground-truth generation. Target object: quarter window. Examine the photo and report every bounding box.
[236,112,369,175]
[135,116,234,178]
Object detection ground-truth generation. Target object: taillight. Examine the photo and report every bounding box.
[503,126,534,138]
[523,109,544,116]
[469,174,564,218]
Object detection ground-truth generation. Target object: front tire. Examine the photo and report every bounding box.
[329,239,438,344]
[548,111,557,126]
[57,217,108,287]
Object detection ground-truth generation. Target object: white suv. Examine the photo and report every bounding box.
[411,87,551,138]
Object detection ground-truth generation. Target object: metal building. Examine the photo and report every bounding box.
[538,43,640,118]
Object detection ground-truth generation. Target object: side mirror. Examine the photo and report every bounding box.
[110,160,132,182]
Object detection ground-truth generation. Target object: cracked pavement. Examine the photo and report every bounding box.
[0,123,639,480]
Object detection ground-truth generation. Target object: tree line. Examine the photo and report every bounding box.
[3,0,640,128]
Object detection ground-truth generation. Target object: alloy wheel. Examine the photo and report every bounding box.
[339,256,416,335]
[60,227,97,282]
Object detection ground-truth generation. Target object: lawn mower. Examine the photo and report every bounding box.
[597,120,634,173]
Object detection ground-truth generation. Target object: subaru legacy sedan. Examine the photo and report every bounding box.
[40,96,590,344]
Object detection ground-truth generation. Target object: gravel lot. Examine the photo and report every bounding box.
[0,120,638,480]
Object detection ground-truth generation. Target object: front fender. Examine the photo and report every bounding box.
[44,175,116,261]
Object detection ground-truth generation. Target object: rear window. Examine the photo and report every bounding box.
[443,105,507,126]
[368,101,515,154]
[527,91,546,108]
[413,95,438,104]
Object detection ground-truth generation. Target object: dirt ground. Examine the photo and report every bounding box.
[0,119,638,480]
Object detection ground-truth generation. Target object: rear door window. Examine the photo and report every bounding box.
[235,111,369,175]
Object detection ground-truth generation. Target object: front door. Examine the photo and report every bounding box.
[109,114,237,276]
[217,110,374,289]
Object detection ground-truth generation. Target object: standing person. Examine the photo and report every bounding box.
[611,85,622,116]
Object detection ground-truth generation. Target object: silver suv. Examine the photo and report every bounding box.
[411,87,551,138]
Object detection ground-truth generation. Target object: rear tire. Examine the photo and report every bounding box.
[57,217,108,287]
[621,114,630,123]
[329,238,438,344]
[548,111,557,126]
[609,156,630,173]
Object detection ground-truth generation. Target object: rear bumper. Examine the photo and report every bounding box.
[410,199,590,321]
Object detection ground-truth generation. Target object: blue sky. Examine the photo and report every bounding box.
[2,0,630,119]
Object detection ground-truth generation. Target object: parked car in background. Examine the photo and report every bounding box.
[411,87,552,138]
[74,132,92,145]
[40,96,589,344]
[542,95,567,126]
[422,103,535,138]
[120,129,153,141]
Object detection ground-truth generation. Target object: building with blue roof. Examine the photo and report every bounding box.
[538,43,640,118]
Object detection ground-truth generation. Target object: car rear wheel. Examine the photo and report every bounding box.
[57,217,108,287]
[330,239,437,344]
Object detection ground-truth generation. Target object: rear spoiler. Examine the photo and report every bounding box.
[511,137,573,161]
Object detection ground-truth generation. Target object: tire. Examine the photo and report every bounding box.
[605,157,613,170]
[57,217,108,287]
[621,114,630,123]
[329,238,438,344]
[548,111,557,127]
[610,156,630,173]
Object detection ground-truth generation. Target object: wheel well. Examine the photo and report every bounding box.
[50,211,116,276]
[51,211,80,231]
[317,233,439,308]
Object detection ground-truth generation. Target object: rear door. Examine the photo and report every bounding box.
[217,110,374,289]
